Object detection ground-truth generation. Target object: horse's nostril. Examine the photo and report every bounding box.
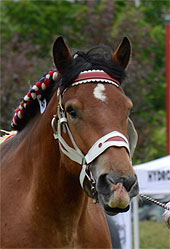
[106,173,137,192]
[119,175,138,192]
[105,174,115,184]
[119,177,130,192]
[97,174,113,195]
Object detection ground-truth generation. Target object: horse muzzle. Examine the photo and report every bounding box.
[96,173,139,215]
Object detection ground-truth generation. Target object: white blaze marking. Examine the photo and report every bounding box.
[93,84,107,102]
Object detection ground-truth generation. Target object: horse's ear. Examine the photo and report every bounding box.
[53,36,72,74]
[112,37,131,70]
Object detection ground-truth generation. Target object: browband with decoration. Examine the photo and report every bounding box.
[72,70,120,88]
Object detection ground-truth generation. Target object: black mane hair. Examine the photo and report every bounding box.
[12,45,126,131]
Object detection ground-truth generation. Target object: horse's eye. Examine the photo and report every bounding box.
[66,107,77,119]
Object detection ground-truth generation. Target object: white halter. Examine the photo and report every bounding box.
[51,70,132,194]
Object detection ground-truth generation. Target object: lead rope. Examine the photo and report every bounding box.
[138,194,170,211]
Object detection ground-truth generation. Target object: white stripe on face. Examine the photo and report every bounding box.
[93,83,107,102]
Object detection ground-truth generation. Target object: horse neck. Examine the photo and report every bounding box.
[16,92,88,227]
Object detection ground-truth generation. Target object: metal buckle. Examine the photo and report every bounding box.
[82,164,98,203]
[51,115,58,139]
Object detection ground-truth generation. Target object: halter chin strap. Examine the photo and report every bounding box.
[51,70,131,198]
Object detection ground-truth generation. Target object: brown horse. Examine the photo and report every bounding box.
[0,36,139,248]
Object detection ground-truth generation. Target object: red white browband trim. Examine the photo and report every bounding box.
[72,70,120,88]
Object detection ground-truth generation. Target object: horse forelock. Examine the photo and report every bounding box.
[11,45,126,131]
[60,45,126,92]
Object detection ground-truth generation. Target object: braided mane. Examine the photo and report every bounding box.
[11,70,59,130]
[11,45,126,131]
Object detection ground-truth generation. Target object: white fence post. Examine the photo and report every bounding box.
[133,197,139,249]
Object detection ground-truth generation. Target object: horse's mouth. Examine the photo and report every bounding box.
[97,182,133,215]
[103,204,130,216]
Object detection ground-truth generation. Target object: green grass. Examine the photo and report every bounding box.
[132,221,170,249]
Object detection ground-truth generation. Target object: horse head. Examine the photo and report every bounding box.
[51,36,139,216]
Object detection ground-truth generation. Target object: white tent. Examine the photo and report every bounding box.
[134,155,170,195]
[132,155,170,249]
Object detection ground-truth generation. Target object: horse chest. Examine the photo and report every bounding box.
[1,201,112,248]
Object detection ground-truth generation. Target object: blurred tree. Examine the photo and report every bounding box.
[141,0,169,26]
[0,0,87,54]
